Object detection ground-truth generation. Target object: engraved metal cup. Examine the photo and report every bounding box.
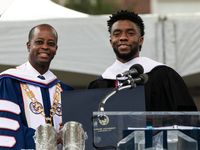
[35,124,57,150]
[62,121,86,150]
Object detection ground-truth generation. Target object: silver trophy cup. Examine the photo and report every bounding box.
[62,121,87,150]
[34,124,57,150]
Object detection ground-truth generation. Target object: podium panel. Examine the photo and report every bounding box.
[61,86,145,150]
[92,112,200,149]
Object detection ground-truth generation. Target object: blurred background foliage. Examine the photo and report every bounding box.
[52,0,150,15]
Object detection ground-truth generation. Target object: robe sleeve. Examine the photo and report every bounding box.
[60,82,75,91]
[87,77,116,89]
[145,66,197,111]
[0,78,35,150]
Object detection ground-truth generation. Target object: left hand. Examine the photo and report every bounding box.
[57,123,63,145]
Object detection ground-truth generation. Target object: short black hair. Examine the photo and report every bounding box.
[107,10,145,37]
[28,24,58,42]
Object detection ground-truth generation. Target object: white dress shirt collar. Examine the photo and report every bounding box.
[26,61,51,80]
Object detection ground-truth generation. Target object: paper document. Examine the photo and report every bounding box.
[128,126,199,130]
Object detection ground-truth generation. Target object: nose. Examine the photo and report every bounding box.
[120,32,128,41]
[42,43,49,49]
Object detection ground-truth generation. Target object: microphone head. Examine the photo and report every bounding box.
[129,64,144,74]
[139,74,149,84]
[116,74,123,77]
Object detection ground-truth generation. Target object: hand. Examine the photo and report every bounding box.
[57,122,63,145]
[59,122,63,130]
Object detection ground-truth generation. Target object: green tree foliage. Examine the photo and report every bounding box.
[64,0,121,15]
[52,0,145,15]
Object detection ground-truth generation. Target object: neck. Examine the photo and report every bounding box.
[36,66,49,75]
[117,56,139,64]
[117,51,139,63]
[29,62,49,75]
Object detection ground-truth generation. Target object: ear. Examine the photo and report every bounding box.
[139,36,144,46]
[55,45,58,55]
[26,42,30,52]
[109,39,113,47]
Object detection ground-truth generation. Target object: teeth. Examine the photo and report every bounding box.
[40,53,48,56]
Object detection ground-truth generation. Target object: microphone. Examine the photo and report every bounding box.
[116,64,144,78]
[122,74,149,85]
[98,73,148,112]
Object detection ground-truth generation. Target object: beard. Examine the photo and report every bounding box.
[113,45,139,61]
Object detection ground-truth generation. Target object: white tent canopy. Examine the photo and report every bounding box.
[164,13,200,77]
[0,0,13,15]
[0,0,88,21]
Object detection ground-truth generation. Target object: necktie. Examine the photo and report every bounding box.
[37,75,45,80]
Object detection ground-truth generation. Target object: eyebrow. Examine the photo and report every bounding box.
[35,38,56,42]
[113,29,121,32]
[112,28,136,33]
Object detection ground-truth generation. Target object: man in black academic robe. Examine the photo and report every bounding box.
[87,10,197,111]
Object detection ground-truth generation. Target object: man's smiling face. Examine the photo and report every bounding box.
[110,20,143,63]
[27,25,58,68]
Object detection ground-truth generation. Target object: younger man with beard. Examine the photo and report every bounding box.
[88,10,197,111]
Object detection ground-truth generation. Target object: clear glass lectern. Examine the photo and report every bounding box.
[92,111,200,150]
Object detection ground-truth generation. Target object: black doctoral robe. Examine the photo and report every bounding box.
[88,66,197,111]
